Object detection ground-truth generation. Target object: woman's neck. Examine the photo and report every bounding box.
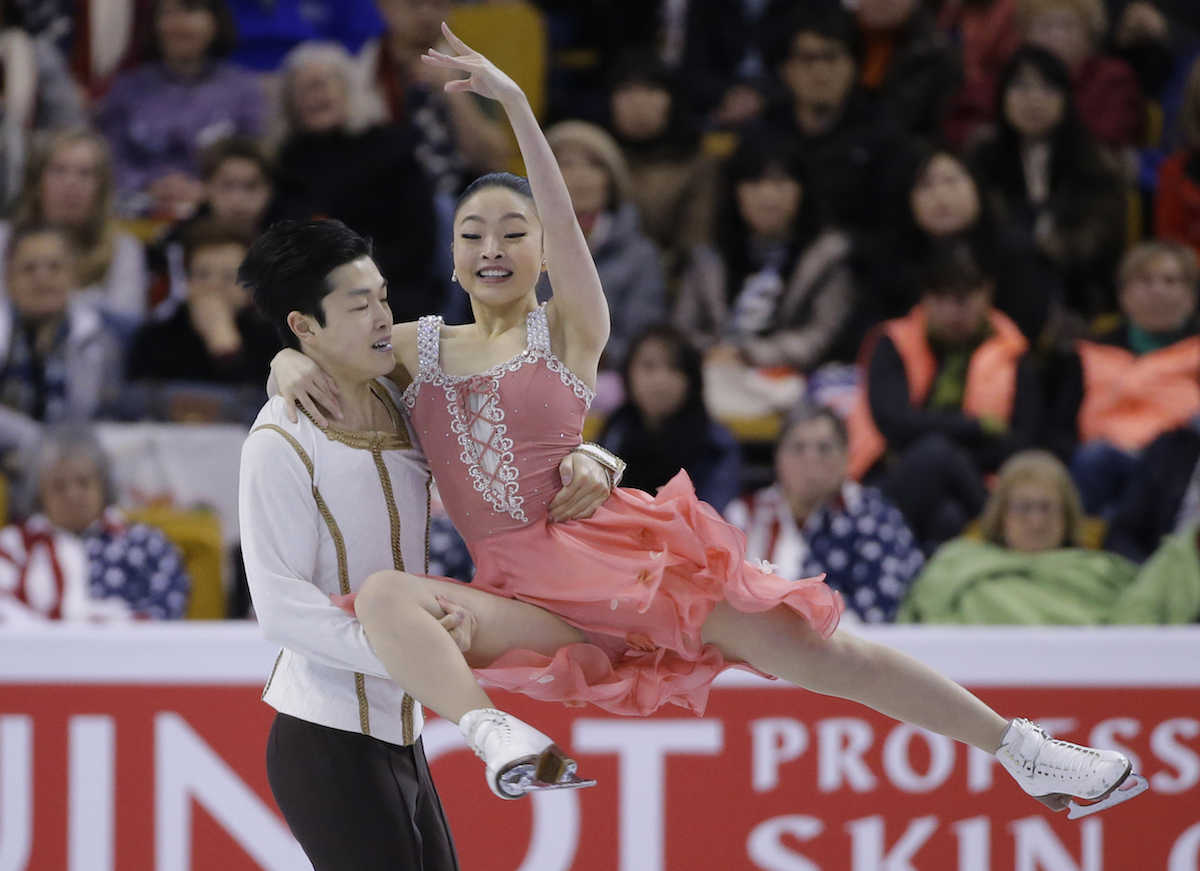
[786,489,828,523]
[749,228,791,246]
[468,294,538,339]
[640,409,668,432]
[163,56,209,80]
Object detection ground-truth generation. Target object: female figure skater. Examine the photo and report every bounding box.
[270,25,1145,817]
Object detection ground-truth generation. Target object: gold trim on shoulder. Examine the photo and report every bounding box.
[297,382,412,451]
[253,424,314,475]
[251,422,372,736]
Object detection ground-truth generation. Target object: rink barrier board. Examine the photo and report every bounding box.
[1,624,1197,871]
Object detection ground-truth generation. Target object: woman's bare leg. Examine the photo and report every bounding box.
[701,603,1009,752]
[354,570,586,722]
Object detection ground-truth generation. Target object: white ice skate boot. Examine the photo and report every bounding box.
[995,718,1149,818]
[458,708,597,800]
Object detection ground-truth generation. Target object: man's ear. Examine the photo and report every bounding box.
[286,310,315,344]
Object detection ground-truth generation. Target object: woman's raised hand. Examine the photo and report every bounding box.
[420,22,524,106]
[270,348,342,426]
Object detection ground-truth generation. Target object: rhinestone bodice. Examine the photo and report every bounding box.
[403,305,595,542]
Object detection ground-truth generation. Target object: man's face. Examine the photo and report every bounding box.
[7,232,74,320]
[923,286,992,344]
[1120,253,1198,333]
[156,0,217,66]
[296,256,394,379]
[188,243,249,310]
[207,158,271,233]
[782,32,856,112]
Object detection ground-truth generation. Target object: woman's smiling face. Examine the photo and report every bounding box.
[452,185,544,306]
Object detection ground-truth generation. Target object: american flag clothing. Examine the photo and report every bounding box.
[0,510,189,620]
[724,482,924,623]
[82,509,190,619]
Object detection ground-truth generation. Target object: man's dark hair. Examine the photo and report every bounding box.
[766,4,863,72]
[238,219,372,349]
[182,219,252,273]
[146,0,237,61]
[4,221,75,272]
[198,136,275,182]
[918,241,993,299]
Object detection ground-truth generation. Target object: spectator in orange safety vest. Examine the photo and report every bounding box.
[846,241,1041,551]
[1045,240,1200,516]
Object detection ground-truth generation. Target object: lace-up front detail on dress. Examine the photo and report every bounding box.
[403,305,593,540]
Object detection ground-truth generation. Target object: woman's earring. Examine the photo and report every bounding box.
[451,269,459,283]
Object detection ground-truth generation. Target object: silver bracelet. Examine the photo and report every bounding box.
[571,442,627,489]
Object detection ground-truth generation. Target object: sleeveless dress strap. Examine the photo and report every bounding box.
[526,303,551,354]
[416,314,443,376]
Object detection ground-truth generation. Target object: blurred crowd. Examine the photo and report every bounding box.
[2,0,1200,626]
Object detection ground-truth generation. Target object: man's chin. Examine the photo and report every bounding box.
[369,358,397,379]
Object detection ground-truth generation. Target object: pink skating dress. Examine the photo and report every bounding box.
[402,305,843,716]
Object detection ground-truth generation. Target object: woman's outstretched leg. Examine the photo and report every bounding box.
[353,570,592,798]
[701,602,1008,750]
[701,603,1145,814]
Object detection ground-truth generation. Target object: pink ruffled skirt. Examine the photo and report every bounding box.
[468,471,843,717]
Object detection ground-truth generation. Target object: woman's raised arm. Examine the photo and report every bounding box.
[421,24,610,358]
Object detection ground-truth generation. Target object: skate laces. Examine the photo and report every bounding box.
[1016,721,1102,780]
[1036,737,1102,777]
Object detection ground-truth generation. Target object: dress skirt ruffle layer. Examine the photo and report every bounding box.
[469,471,844,717]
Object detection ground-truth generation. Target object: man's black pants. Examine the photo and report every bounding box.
[266,713,459,870]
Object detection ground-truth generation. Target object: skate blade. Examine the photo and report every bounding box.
[521,771,598,792]
[498,746,597,798]
[497,764,598,797]
[1066,774,1149,819]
